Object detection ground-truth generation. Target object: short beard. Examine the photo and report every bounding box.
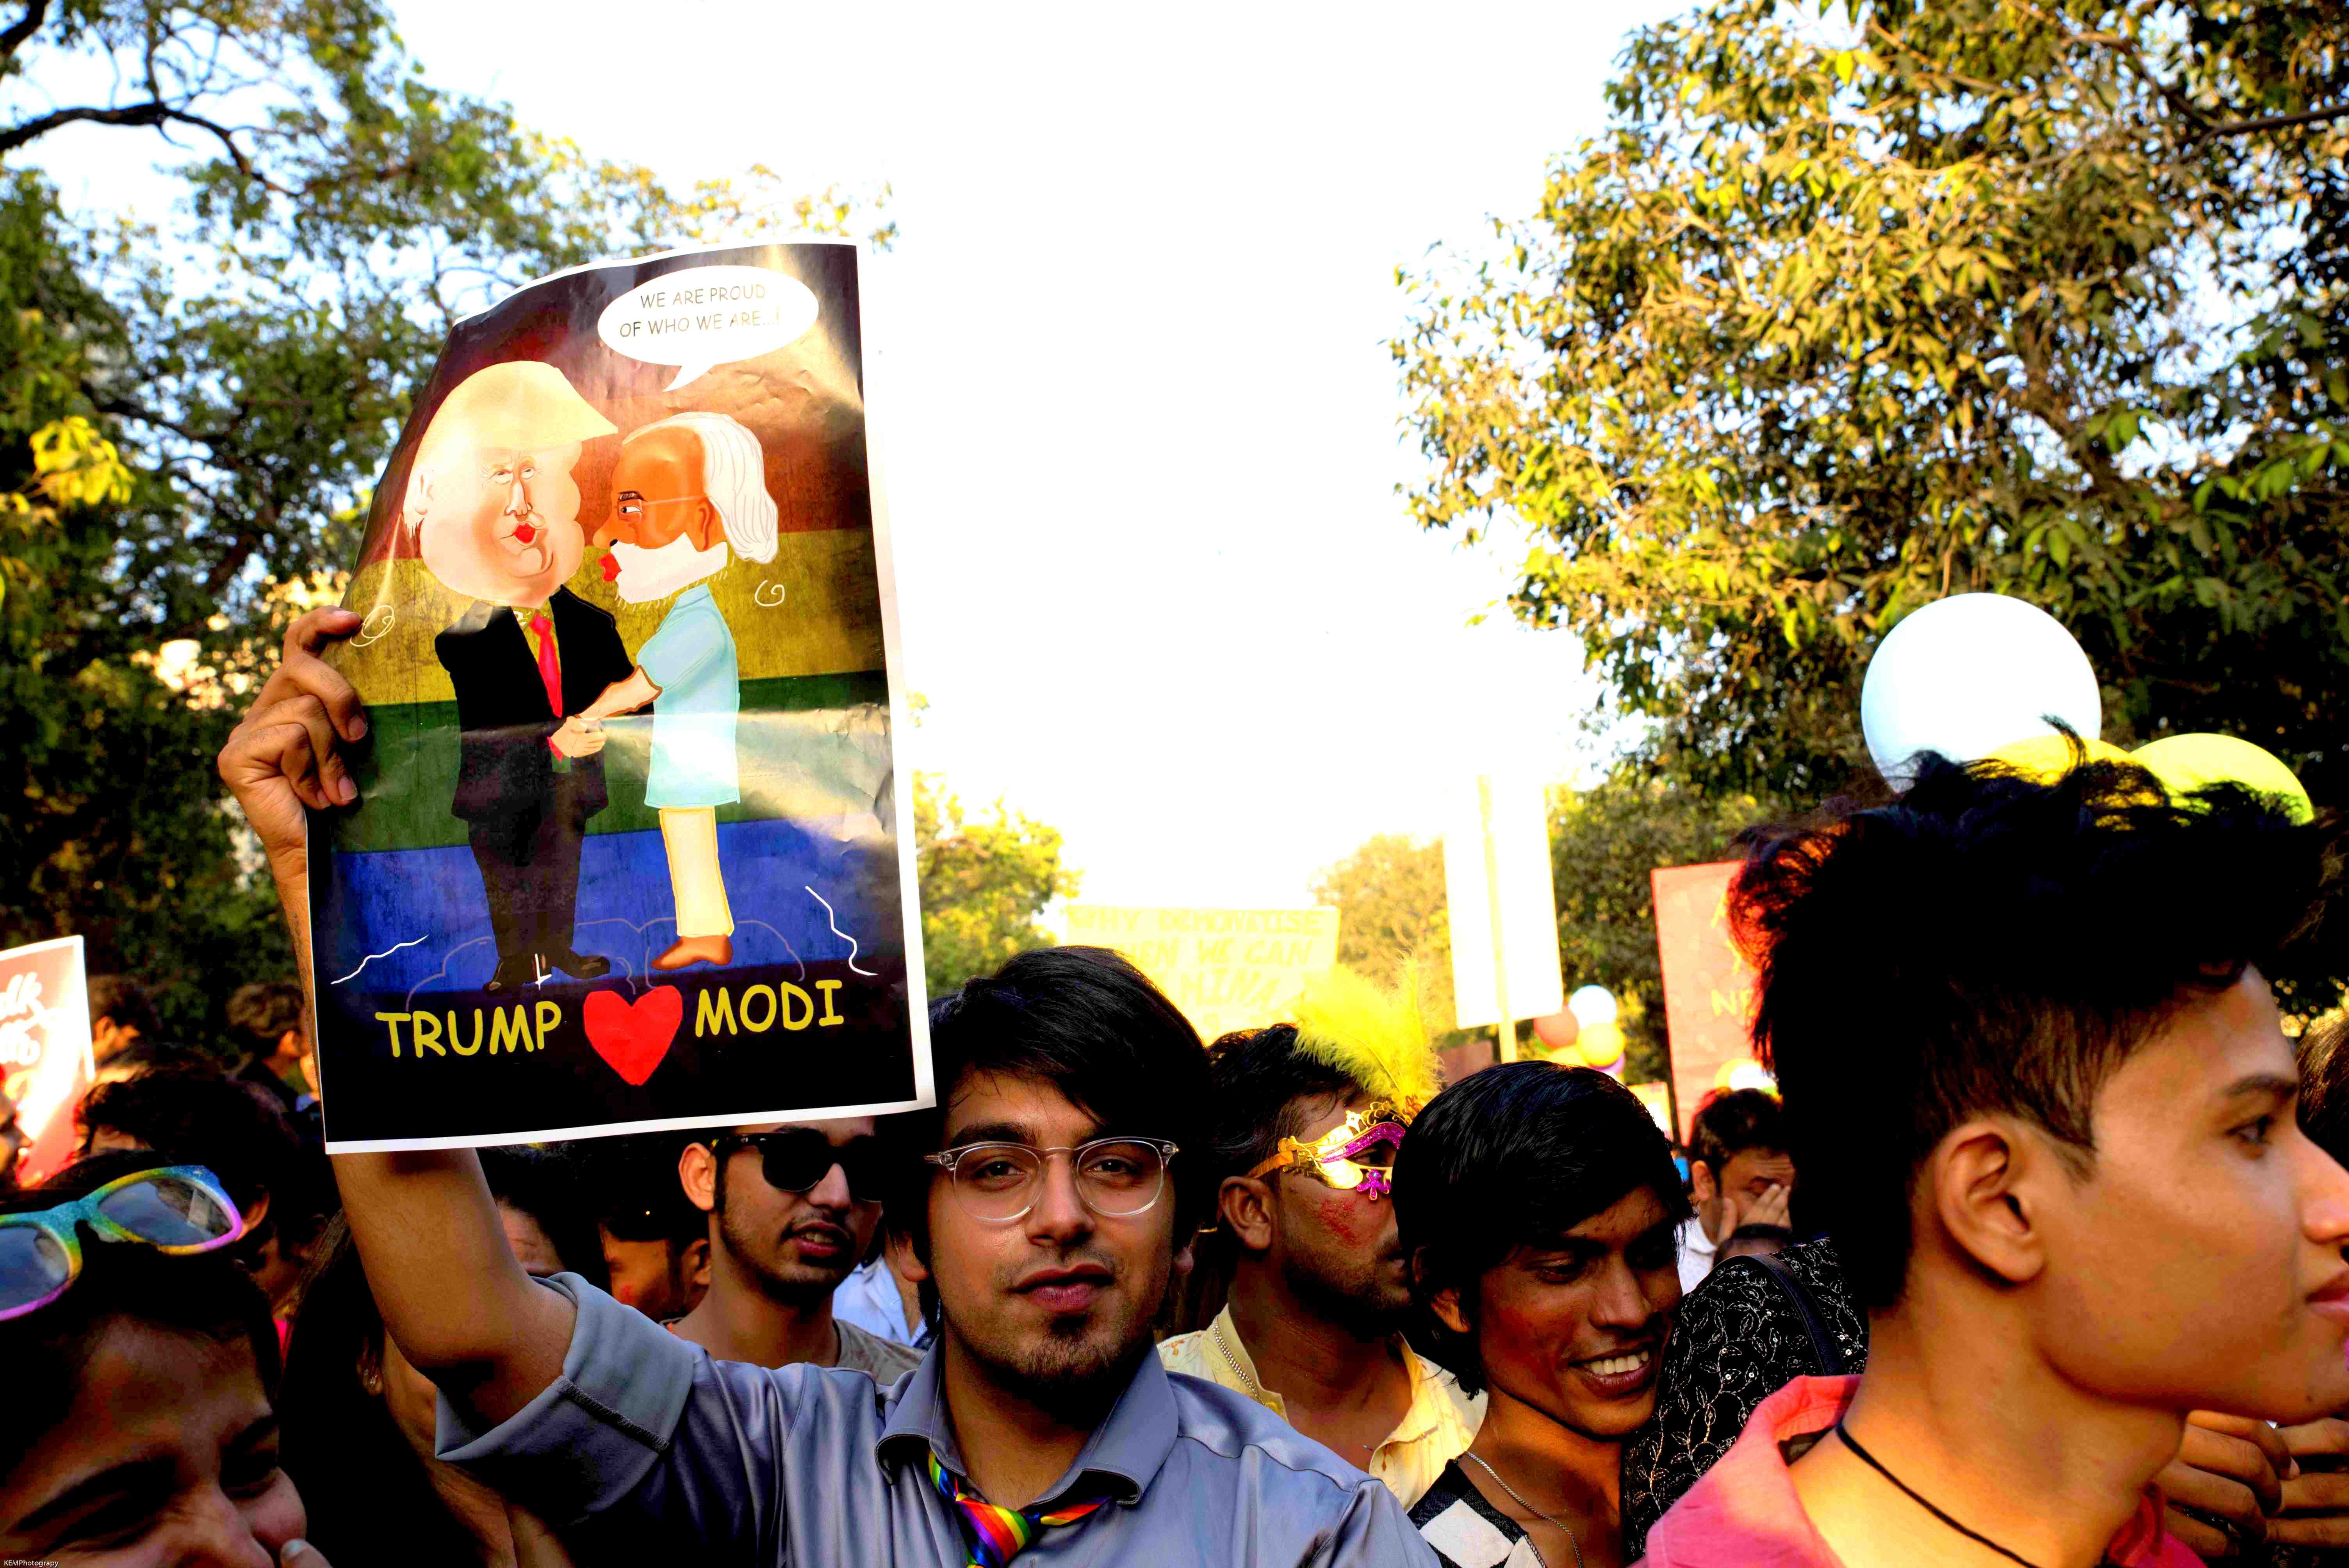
[946,1307,1152,1426]
[1280,1251,1411,1340]
[715,1193,852,1308]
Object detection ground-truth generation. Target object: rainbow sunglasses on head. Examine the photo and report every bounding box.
[1246,1099,1425,1199]
[0,1165,246,1321]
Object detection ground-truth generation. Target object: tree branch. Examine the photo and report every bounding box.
[0,0,48,63]
[2193,102,2349,141]
[0,100,283,192]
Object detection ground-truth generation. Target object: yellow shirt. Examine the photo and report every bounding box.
[1158,1305,1484,1507]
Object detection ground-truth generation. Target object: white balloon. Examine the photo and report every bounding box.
[1725,1062,1779,1095]
[1567,984,1617,1027]
[1860,593,2100,786]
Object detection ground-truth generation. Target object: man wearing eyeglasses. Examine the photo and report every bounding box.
[221,613,1432,1563]
[667,1120,920,1381]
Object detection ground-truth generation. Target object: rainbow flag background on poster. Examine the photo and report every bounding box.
[305,240,930,1150]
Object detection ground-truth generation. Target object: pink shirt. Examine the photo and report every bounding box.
[1637,1376,2200,1568]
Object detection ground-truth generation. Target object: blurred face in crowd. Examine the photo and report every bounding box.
[1696,1144,1794,1216]
[904,1070,1176,1411]
[0,1322,304,1564]
[1435,1183,1683,1440]
[90,1016,141,1066]
[601,1227,709,1322]
[2011,969,2349,1422]
[498,1203,566,1279]
[685,1119,882,1301]
[1242,1091,1411,1331]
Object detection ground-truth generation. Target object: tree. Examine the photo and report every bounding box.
[0,0,888,1033]
[1308,833,1458,1033]
[1549,774,1782,1087]
[914,773,1081,998]
[1310,777,1779,1080]
[1397,0,2349,802]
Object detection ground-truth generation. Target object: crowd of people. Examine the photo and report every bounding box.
[5,609,2349,1568]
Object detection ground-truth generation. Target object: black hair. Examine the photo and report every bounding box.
[76,1065,328,1262]
[1395,1062,1691,1393]
[2298,1015,2349,1165]
[0,1152,279,1487]
[1735,752,2339,1310]
[1688,1088,1788,1176]
[224,980,305,1057]
[478,1145,608,1287]
[279,1216,492,1566]
[579,1131,704,1245]
[86,974,159,1037]
[884,946,1210,1291]
[1166,1025,1360,1333]
[91,1037,207,1076]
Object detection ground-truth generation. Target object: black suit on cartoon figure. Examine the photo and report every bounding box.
[435,587,634,991]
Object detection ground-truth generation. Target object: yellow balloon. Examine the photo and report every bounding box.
[2133,734,2314,824]
[1983,733,2135,782]
[1574,1020,1624,1069]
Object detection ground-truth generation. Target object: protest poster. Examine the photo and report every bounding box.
[0,936,94,1185]
[1064,906,1340,1044]
[306,239,928,1150]
[1649,861,1763,1140]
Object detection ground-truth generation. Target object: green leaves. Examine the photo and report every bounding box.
[1396,0,2349,804]
[914,773,1082,998]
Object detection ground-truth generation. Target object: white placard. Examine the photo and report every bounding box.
[1444,773,1565,1031]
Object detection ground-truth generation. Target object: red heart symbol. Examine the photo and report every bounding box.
[582,986,682,1086]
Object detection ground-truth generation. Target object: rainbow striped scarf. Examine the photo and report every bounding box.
[926,1451,1108,1565]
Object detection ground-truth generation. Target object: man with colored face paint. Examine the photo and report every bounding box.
[1160,968,1481,1505]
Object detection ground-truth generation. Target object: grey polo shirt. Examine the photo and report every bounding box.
[436,1273,1436,1566]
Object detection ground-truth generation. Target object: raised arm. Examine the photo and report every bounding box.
[217,607,572,1426]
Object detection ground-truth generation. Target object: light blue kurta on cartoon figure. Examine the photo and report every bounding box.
[636,583,741,809]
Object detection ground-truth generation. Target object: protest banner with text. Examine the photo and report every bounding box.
[0,936,93,1185]
[305,239,928,1150]
[1064,906,1340,1044]
[1650,861,1766,1141]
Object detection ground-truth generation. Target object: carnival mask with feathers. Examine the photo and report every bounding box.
[1246,966,1441,1199]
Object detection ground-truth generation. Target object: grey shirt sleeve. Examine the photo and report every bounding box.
[433,1272,798,1545]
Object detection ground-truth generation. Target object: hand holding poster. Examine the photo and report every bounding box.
[307,240,929,1150]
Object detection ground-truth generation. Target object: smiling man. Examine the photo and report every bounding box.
[1159,969,1480,1506]
[1397,1064,1691,1568]
[210,636,1437,1564]
[1641,756,2349,1568]
[667,1117,919,1381]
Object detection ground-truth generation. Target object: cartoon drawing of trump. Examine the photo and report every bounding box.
[573,412,779,971]
[404,362,634,992]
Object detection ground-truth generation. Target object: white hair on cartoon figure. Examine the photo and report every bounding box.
[623,412,779,564]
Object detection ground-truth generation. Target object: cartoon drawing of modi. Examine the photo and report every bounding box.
[404,362,633,992]
[574,412,779,971]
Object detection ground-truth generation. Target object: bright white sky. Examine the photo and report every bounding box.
[60,0,1695,911]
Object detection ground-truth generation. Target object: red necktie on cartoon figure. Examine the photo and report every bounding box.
[531,610,563,754]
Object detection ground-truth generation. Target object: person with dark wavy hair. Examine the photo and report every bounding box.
[78,1064,331,1324]
[1396,1062,1691,1568]
[0,1151,310,1562]
[1642,755,2349,1568]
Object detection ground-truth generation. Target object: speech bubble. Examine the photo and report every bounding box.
[596,265,820,392]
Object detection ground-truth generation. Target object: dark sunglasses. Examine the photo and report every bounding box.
[711,1131,888,1201]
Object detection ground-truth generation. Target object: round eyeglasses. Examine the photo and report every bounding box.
[921,1137,1178,1224]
